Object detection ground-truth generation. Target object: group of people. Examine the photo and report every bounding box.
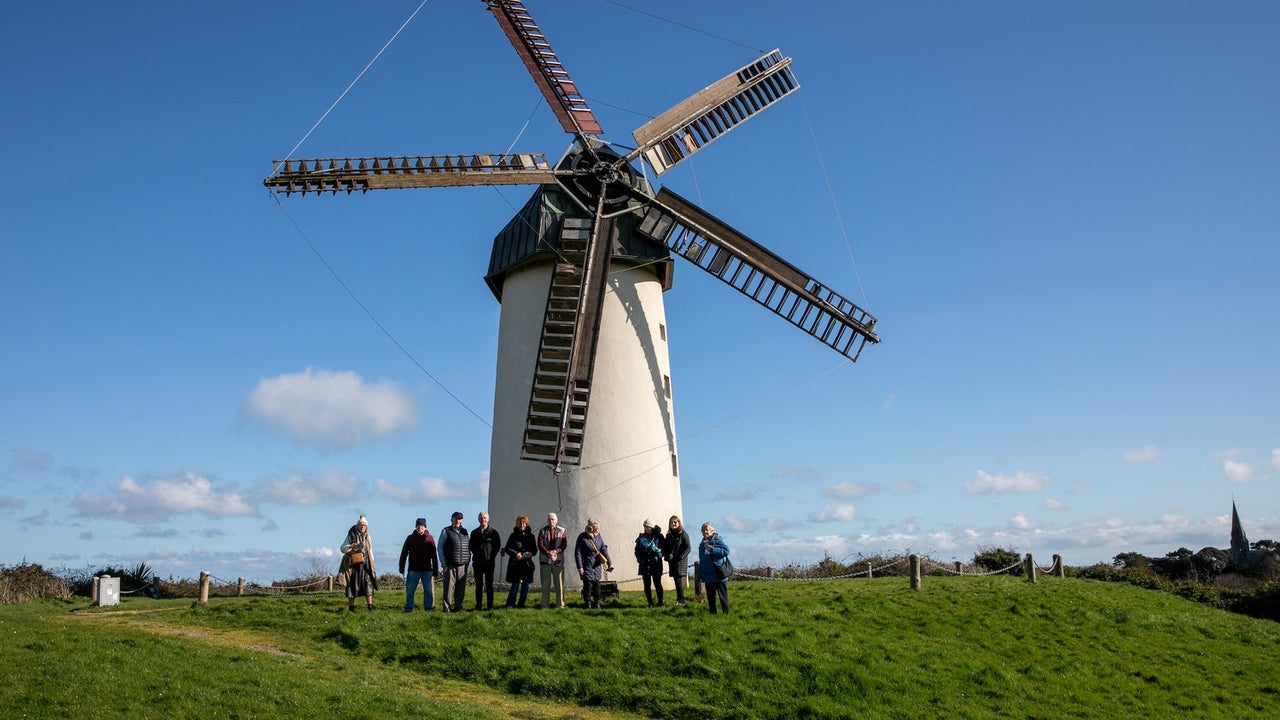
[339,512,733,614]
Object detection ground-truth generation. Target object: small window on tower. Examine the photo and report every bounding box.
[663,375,671,399]
[670,453,678,477]
[659,323,666,342]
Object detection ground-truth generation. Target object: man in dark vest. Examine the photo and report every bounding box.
[438,511,470,612]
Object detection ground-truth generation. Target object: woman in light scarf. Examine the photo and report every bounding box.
[339,514,378,611]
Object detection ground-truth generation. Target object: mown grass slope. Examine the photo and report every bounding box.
[3,576,1277,719]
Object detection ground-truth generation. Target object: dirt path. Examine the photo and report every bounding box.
[74,608,643,720]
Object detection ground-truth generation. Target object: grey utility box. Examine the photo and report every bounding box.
[96,576,120,607]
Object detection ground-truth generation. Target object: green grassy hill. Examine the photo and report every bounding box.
[4,576,1277,719]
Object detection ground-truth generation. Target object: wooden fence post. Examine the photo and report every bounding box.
[91,575,100,604]
[1023,554,1037,584]
[1052,554,1065,577]
[236,577,245,596]
[909,554,921,590]
[198,571,210,605]
[327,575,334,592]
[867,562,873,579]
[954,561,963,574]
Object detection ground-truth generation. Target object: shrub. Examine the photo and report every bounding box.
[0,562,72,603]
[1075,563,1122,582]
[972,546,1021,573]
[1227,581,1280,622]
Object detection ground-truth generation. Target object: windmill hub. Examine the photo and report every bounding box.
[592,160,620,186]
[562,144,642,213]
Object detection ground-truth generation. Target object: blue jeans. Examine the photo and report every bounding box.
[506,581,530,608]
[404,570,434,611]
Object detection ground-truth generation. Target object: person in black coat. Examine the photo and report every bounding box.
[469,511,502,610]
[503,514,537,608]
[634,519,666,607]
[663,515,691,605]
[398,517,439,612]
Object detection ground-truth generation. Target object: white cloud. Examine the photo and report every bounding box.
[73,472,255,522]
[374,474,484,504]
[1011,512,1034,530]
[822,481,877,499]
[747,534,852,563]
[1043,498,1065,511]
[136,526,181,538]
[964,470,1048,495]
[7,449,95,481]
[719,514,749,533]
[1223,459,1254,483]
[1272,448,1280,472]
[892,480,920,494]
[1122,445,1162,464]
[809,504,856,523]
[8,448,54,473]
[254,469,361,506]
[717,514,801,534]
[241,368,417,451]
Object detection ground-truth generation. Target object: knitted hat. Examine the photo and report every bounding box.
[357,514,368,525]
[415,517,426,527]
[643,519,655,530]
[451,511,464,520]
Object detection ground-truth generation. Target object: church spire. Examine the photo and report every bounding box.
[1230,500,1251,567]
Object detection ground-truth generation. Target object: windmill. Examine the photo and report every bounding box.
[264,0,879,580]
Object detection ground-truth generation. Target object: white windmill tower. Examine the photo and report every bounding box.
[264,0,879,585]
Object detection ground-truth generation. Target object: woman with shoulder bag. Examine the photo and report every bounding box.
[340,514,378,611]
[697,521,730,615]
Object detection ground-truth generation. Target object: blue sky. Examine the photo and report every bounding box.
[2,1,1277,583]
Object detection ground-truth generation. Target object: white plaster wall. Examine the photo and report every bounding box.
[487,258,682,589]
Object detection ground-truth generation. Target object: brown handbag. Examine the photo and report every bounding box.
[350,551,365,565]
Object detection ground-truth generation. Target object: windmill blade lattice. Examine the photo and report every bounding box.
[638,188,879,360]
[629,50,799,176]
[265,154,556,195]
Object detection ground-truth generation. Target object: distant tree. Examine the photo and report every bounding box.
[1192,547,1229,584]
[1112,552,1152,570]
[1152,548,1195,581]
[971,546,1021,573]
[1251,539,1279,553]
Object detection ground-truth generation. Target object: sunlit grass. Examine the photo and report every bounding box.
[4,576,1278,719]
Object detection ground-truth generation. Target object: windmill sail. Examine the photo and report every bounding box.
[264,154,555,194]
[630,50,799,176]
[638,187,879,359]
[487,0,603,136]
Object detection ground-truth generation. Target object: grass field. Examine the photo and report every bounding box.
[3,576,1277,719]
